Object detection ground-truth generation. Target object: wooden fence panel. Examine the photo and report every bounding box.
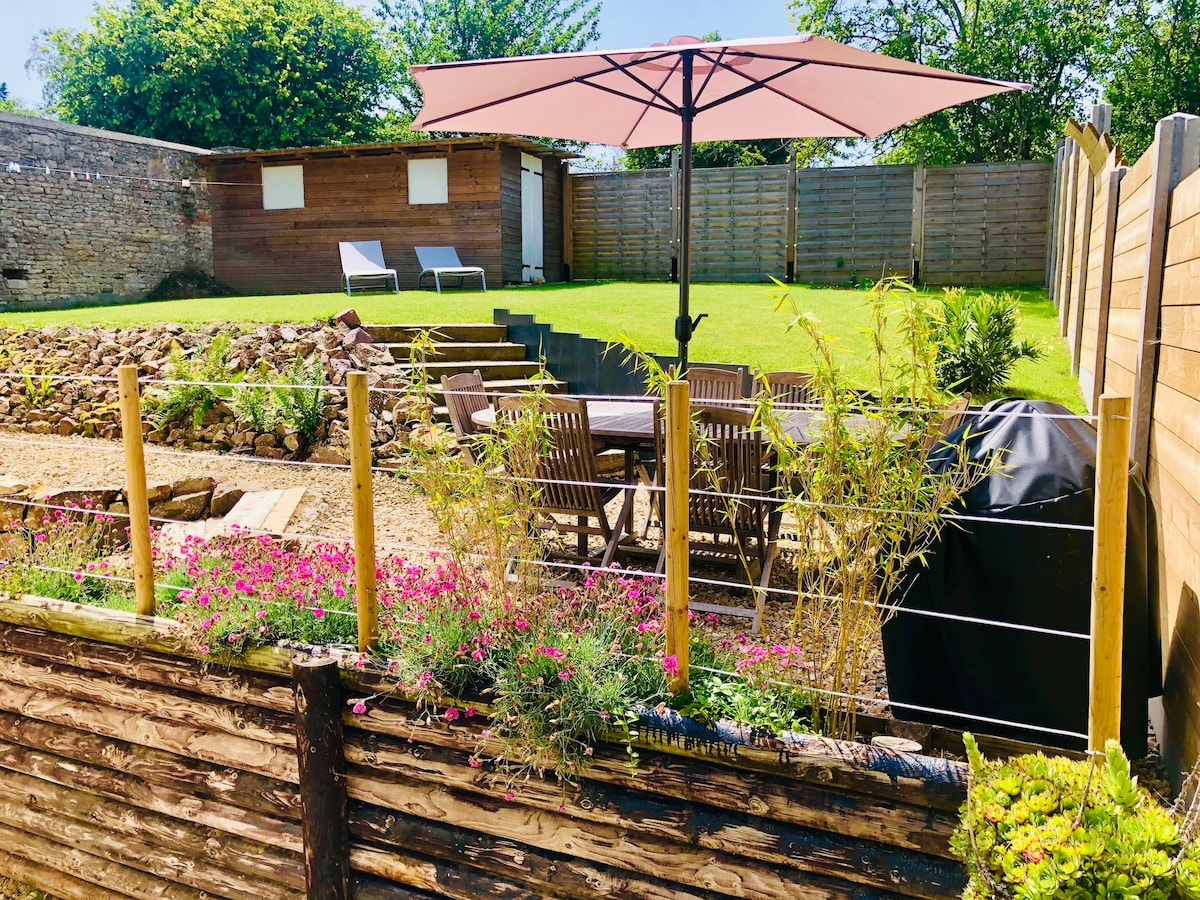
[570,170,673,281]
[569,161,1051,286]
[1150,165,1200,779]
[1103,151,1154,399]
[690,164,791,282]
[793,165,915,284]
[920,162,1052,285]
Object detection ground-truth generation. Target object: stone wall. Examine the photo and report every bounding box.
[0,113,213,308]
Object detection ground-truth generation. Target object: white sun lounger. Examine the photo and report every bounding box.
[339,240,399,296]
[416,246,487,293]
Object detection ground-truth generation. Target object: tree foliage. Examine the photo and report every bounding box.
[1105,0,1200,160]
[378,0,601,119]
[0,83,35,115]
[32,0,395,149]
[789,0,1109,163]
[622,138,841,171]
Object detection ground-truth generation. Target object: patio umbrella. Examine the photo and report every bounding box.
[410,35,1025,368]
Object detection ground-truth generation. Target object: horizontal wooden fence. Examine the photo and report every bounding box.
[1049,103,1200,784]
[569,156,1053,286]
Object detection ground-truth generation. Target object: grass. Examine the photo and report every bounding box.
[0,280,1081,410]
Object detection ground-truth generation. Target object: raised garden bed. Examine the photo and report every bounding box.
[0,593,983,900]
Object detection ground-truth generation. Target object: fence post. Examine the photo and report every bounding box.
[1047,140,1065,298]
[1058,139,1080,336]
[664,380,690,692]
[293,657,351,900]
[1087,164,1125,413]
[785,146,798,283]
[117,364,155,616]
[910,153,926,285]
[346,371,378,652]
[1089,394,1132,751]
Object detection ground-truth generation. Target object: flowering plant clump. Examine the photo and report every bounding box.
[156,531,360,654]
[953,734,1200,900]
[0,506,133,608]
[3,516,815,784]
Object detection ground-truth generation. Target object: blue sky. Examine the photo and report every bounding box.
[0,0,795,106]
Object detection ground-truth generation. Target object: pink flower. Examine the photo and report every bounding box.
[444,707,460,722]
[468,756,481,769]
[465,707,477,718]
[312,607,325,619]
[351,700,368,715]
[471,647,486,662]
[504,791,516,802]
[661,655,680,677]
[557,669,572,682]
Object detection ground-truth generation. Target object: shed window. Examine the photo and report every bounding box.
[262,164,305,210]
[408,157,448,204]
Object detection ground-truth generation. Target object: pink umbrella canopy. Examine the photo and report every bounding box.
[411,35,1026,365]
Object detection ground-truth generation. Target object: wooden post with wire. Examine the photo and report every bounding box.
[1088,393,1132,751]
[117,364,155,616]
[347,371,378,652]
[664,380,690,692]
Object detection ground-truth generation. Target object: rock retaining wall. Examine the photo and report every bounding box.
[0,320,439,463]
[0,113,212,308]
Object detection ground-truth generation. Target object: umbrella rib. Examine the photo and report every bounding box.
[607,56,682,148]
[692,47,729,107]
[417,51,679,129]
[599,54,681,113]
[737,50,1019,87]
[697,57,869,137]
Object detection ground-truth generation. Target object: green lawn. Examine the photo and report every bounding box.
[0,281,1081,411]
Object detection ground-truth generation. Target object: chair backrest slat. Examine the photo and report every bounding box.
[653,403,767,545]
[497,395,608,529]
[685,367,746,406]
[441,370,490,440]
[923,393,973,454]
[759,370,816,408]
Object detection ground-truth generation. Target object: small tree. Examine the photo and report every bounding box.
[378,0,600,120]
[32,0,395,148]
[762,278,990,739]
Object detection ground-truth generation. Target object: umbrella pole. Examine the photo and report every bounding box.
[675,52,695,372]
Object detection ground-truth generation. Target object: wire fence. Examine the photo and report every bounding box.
[0,364,1130,752]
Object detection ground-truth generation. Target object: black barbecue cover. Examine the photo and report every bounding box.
[881,399,1157,754]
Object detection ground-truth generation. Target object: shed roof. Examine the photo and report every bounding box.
[203,134,578,164]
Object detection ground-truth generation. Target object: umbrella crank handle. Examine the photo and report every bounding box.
[675,313,708,343]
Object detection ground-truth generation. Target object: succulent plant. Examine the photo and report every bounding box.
[953,734,1200,900]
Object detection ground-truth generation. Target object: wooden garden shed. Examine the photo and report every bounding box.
[203,136,574,295]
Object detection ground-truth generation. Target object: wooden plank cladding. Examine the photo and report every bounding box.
[569,160,1052,286]
[0,594,973,898]
[206,138,570,295]
[1048,107,1200,784]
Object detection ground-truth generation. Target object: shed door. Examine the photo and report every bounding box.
[521,153,544,282]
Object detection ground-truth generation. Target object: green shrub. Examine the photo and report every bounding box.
[953,734,1200,900]
[231,364,281,433]
[929,289,1043,396]
[271,357,327,444]
[144,334,237,429]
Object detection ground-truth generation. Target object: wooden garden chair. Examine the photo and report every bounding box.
[441,369,490,464]
[653,404,781,633]
[923,393,973,455]
[497,395,635,567]
[758,370,816,408]
[684,366,746,407]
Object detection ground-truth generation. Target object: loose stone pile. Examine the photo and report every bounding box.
[0,318,448,463]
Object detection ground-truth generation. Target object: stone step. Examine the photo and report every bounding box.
[396,359,545,381]
[381,341,529,363]
[363,323,507,344]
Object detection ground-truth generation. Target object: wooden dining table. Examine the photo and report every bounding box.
[470,399,852,452]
